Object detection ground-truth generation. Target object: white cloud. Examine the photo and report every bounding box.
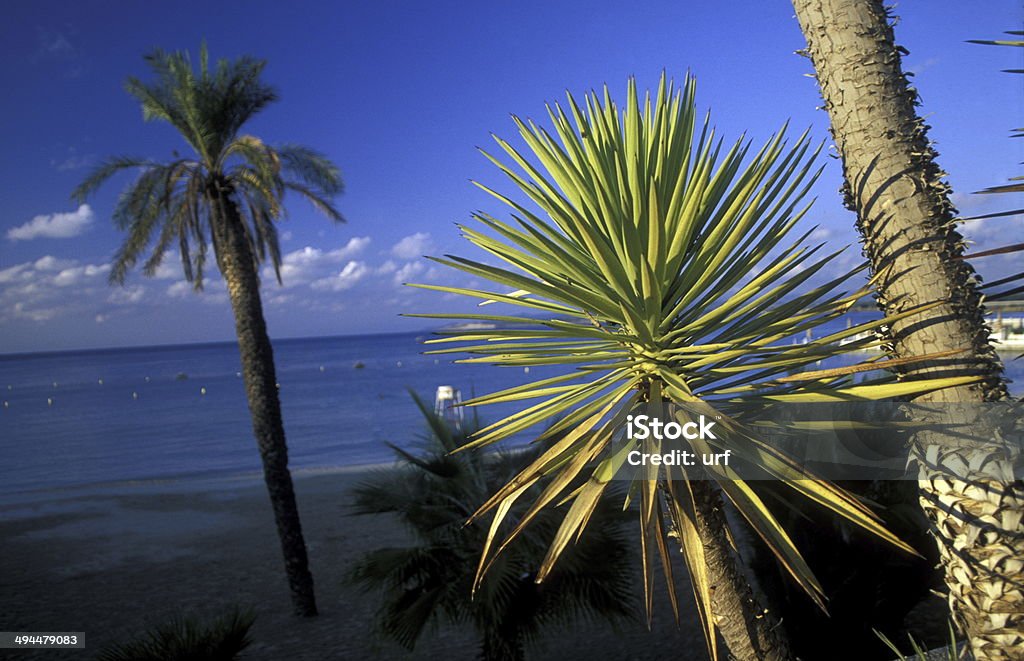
[165,279,227,304]
[907,57,939,76]
[265,293,293,306]
[12,302,59,322]
[311,260,370,292]
[108,285,145,304]
[337,236,372,258]
[267,237,372,286]
[8,205,94,241]
[376,260,398,275]
[391,232,433,259]
[0,256,113,324]
[393,261,425,286]
[53,263,110,287]
[0,263,32,284]
[51,147,94,172]
[33,256,77,272]
[273,247,323,284]
[150,260,181,280]
[166,281,193,298]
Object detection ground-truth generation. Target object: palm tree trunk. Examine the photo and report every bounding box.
[791,2,1024,657]
[210,185,318,617]
[676,481,793,661]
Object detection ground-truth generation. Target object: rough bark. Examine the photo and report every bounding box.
[677,481,793,661]
[791,1,1024,658]
[210,182,318,617]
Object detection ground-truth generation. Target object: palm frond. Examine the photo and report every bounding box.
[95,608,255,661]
[276,144,345,195]
[127,46,277,167]
[76,44,344,292]
[962,33,1024,299]
[71,156,154,203]
[348,397,634,656]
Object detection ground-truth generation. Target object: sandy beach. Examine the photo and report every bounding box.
[0,467,704,660]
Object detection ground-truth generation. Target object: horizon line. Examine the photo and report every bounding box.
[0,327,434,361]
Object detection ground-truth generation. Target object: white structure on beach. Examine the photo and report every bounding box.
[990,315,1024,349]
[434,385,464,430]
[838,315,1024,350]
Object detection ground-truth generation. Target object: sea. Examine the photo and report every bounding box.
[1,314,1020,499]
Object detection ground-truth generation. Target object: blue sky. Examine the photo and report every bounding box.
[1,1,1021,353]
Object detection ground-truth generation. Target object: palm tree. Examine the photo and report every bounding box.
[409,74,977,660]
[789,3,1024,658]
[348,393,634,661]
[72,45,344,617]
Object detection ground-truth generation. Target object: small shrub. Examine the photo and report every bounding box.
[875,623,960,661]
[95,608,255,661]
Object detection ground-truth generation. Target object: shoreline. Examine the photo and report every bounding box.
[0,462,704,660]
[0,328,427,361]
[0,459,398,510]
[0,443,540,511]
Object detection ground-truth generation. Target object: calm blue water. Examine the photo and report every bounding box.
[0,331,567,497]
[1,318,1019,497]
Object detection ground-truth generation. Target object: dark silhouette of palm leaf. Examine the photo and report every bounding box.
[95,608,255,661]
[347,396,634,659]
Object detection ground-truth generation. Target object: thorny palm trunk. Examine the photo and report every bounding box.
[792,1,1024,658]
[210,182,318,617]
[672,481,793,661]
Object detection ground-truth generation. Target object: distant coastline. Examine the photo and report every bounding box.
[0,328,427,360]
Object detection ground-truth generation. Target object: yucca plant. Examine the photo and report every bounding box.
[875,623,962,661]
[408,74,978,661]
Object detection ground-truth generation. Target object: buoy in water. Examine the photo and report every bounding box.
[52,382,58,388]
[132,392,139,400]
[200,387,207,395]
[98,379,103,385]
[524,367,530,374]
[319,365,325,372]
[144,376,150,382]
[47,398,53,406]
[3,401,8,408]
[396,361,403,368]
[353,361,365,369]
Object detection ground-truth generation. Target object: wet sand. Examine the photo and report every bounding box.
[0,468,703,660]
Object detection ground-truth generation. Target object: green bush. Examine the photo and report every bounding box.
[95,608,255,661]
